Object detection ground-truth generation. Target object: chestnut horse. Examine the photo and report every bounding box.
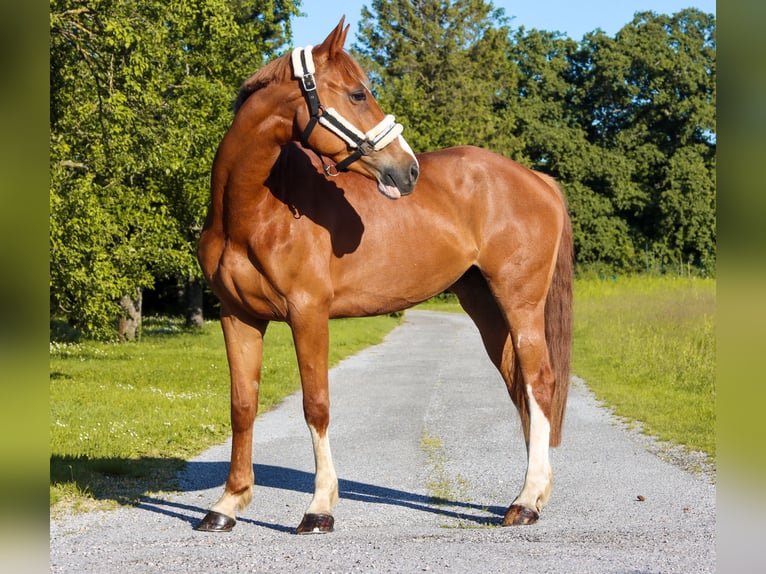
[196,20,572,534]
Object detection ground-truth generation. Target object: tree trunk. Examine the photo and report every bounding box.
[118,288,142,342]
[185,279,204,328]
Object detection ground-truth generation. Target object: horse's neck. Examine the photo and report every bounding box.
[236,92,294,162]
[219,90,298,194]
[201,98,291,237]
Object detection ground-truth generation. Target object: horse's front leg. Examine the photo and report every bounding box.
[196,310,268,532]
[289,305,338,534]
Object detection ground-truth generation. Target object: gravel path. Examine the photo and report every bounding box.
[50,310,716,573]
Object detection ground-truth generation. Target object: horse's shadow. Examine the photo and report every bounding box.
[139,462,506,532]
[264,142,371,258]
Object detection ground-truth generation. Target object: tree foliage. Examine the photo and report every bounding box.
[49,0,716,338]
[355,0,519,154]
[571,10,716,272]
[354,1,716,274]
[49,0,299,338]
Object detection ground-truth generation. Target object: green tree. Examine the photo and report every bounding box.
[151,0,299,326]
[353,3,643,270]
[50,0,191,339]
[50,0,299,339]
[506,27,638,269]
[572,9,716,272]
[354,0,519,155]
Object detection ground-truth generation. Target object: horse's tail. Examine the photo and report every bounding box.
[546,209,573,446]
[541,178,573,447]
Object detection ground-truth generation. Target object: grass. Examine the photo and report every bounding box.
[416,293,463,313]
[420,434,471,506]
[49,314,400,513]
[573,275,715,459]
[419,433,495,529]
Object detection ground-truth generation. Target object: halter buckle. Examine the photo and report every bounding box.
[301,73,316,92]
[358,141,374,156]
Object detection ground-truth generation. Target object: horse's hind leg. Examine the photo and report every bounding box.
[450,268,553,525]
[498,298,557,525]
[450,268,515,381]
[196,310,267,532]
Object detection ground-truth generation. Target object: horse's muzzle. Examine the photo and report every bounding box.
[378,160,418,199]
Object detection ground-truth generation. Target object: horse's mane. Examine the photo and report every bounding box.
[233,53,293,113]
[232,49,369,114]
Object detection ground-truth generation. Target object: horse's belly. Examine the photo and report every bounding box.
[328,255,467,317]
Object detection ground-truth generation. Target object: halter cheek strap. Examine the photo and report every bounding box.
[291,46,404,175]
[291,46,321,147]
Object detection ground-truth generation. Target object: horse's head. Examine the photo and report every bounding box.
[290,19,419,198]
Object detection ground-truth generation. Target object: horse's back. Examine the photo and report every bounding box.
[413,146,566,240]
[416,146,565,208]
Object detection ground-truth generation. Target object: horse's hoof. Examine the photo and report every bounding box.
[502,504,540,526]
[195,510,236,532]
[296,513,334,534]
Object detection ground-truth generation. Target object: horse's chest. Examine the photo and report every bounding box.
[215,246,290,320]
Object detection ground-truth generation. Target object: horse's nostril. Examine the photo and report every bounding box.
[410,163,419,183]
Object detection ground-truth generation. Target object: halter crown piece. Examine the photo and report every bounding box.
[291,46,404,175]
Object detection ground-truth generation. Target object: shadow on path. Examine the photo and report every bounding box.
[138,462,506,532]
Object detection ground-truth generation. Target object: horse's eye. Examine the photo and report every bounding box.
[350,91,367,103]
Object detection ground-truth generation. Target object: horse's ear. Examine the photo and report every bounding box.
[316,16,349,60]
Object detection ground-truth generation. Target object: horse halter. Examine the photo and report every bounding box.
[291,46,404,176]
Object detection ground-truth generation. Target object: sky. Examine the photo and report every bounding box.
[290,0,716,48]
